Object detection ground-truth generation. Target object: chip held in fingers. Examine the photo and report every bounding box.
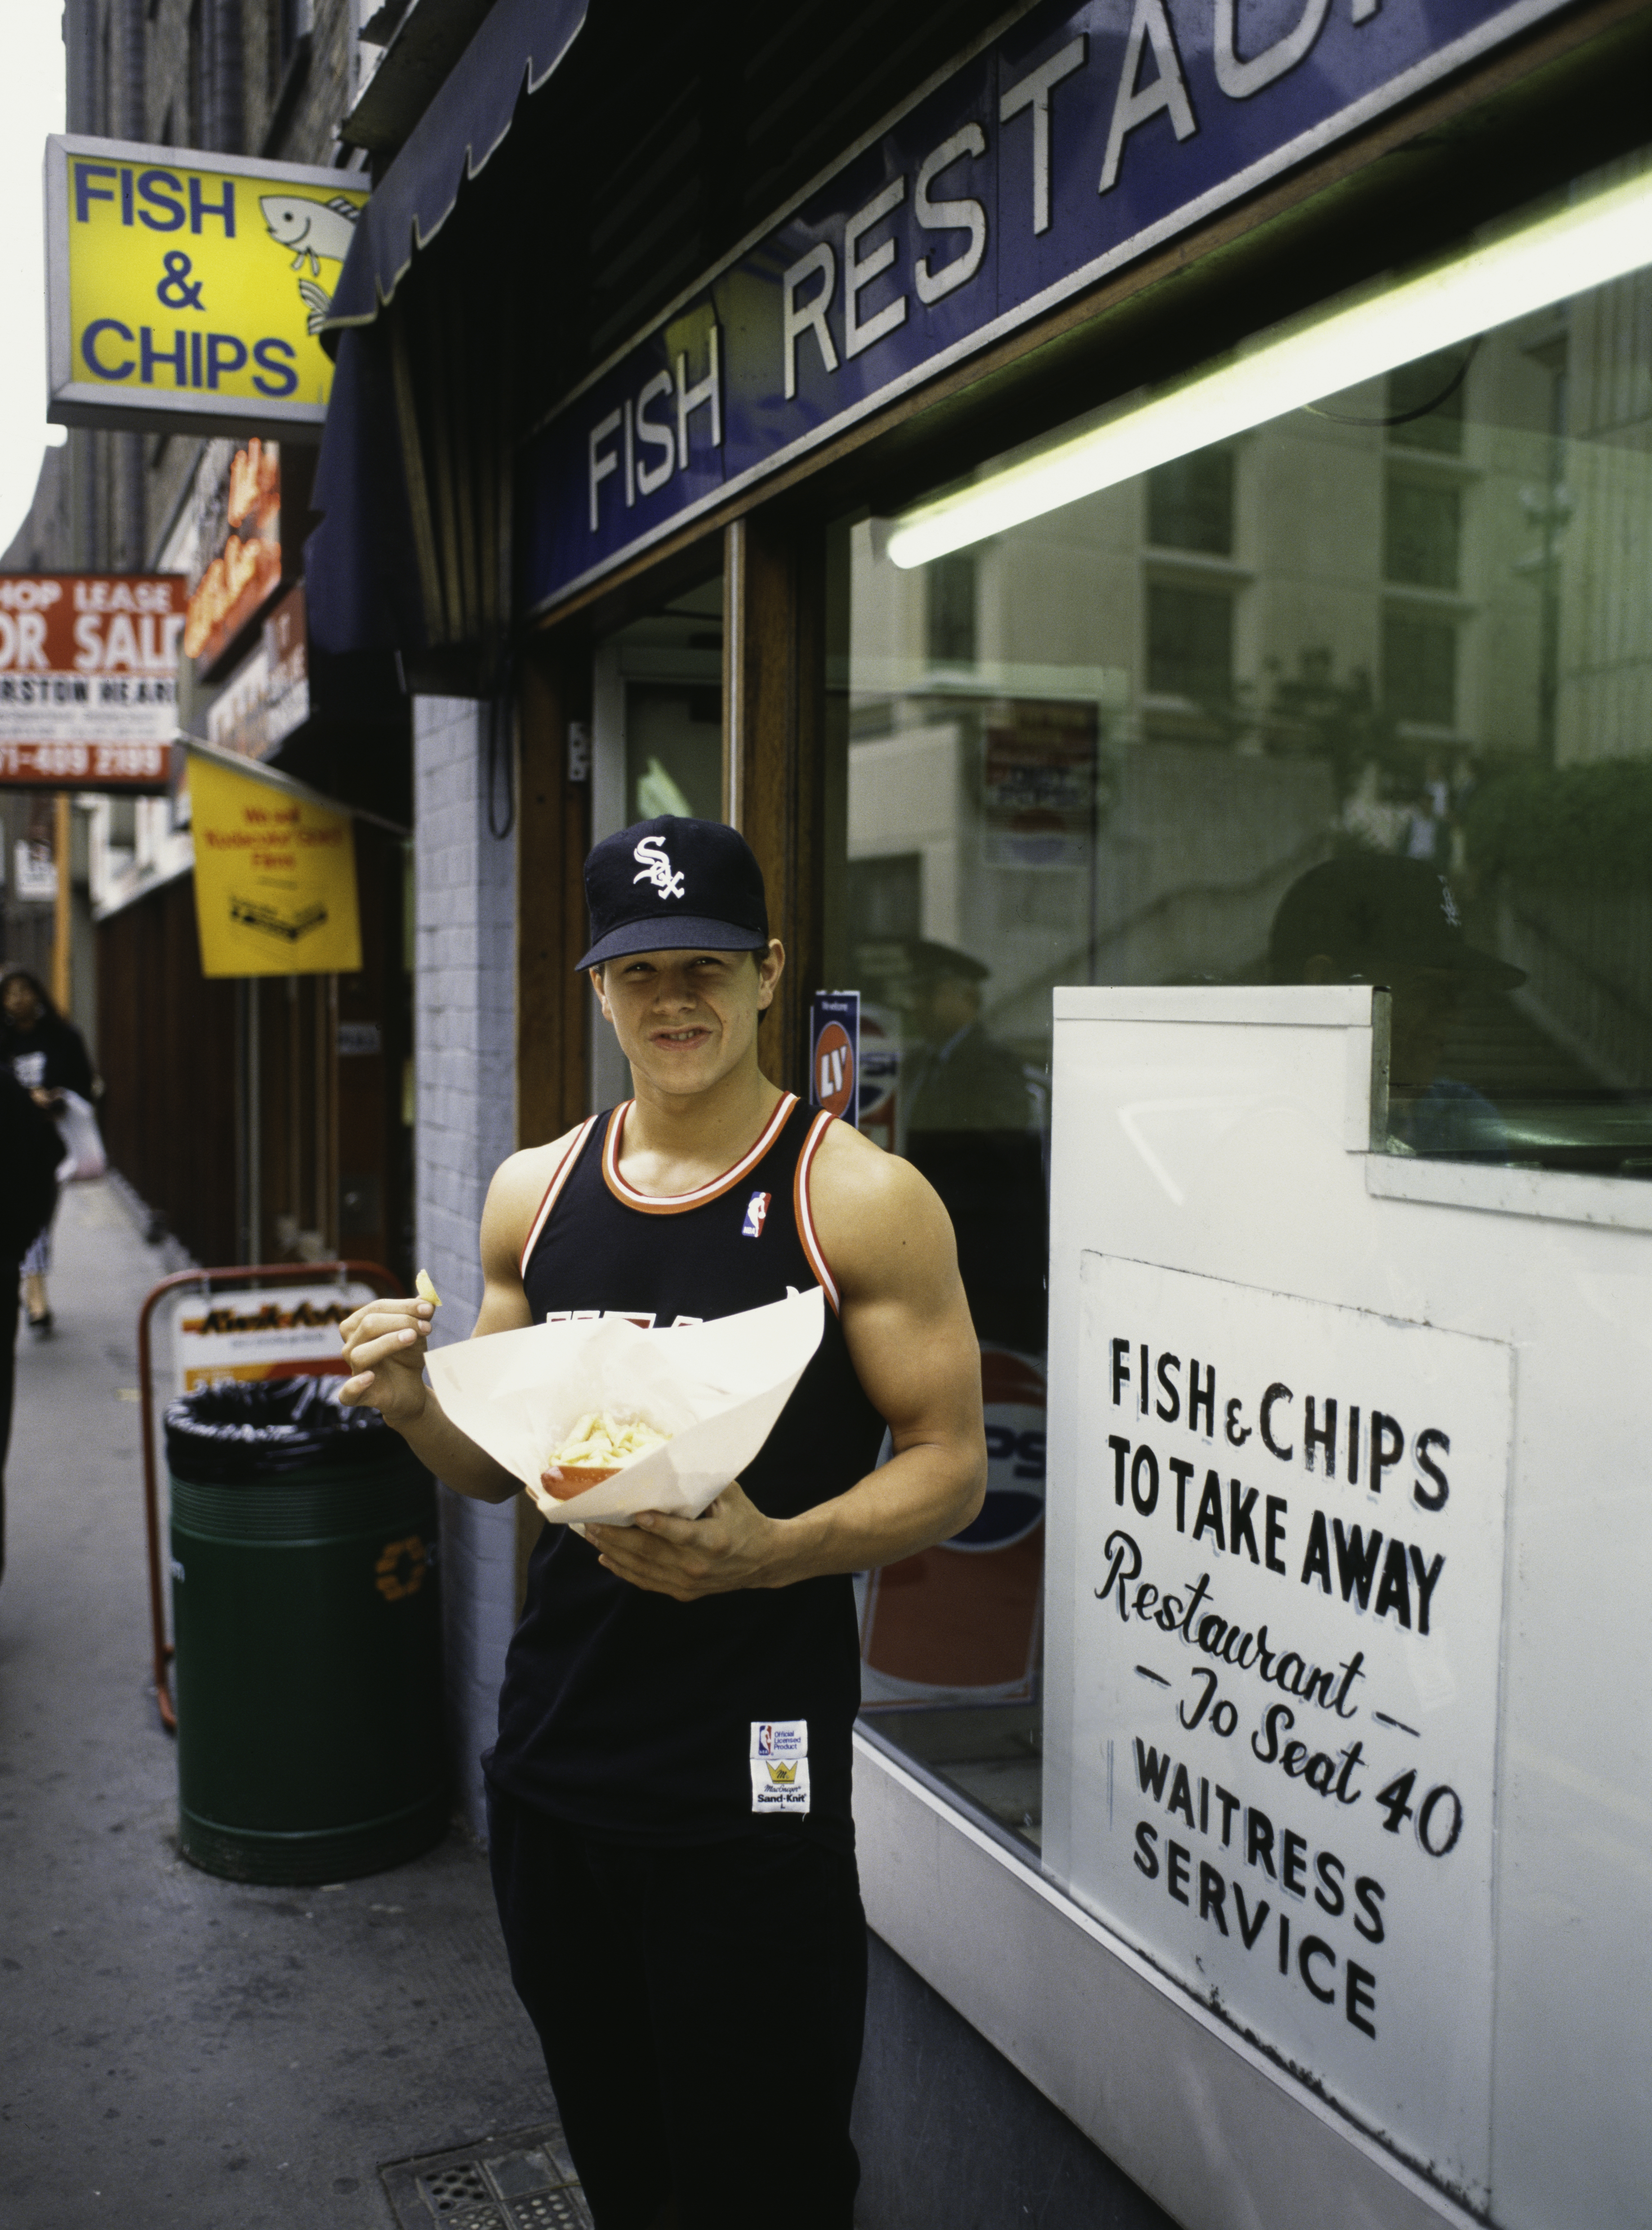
[415,1268,441,1309]
[542,1413,670,1499]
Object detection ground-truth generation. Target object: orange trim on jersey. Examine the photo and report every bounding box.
[601,1093,800,1215]
[518,1115,601,1278]
[793,1109,840,1313]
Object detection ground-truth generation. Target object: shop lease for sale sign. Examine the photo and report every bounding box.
[0,572,185,788]
[1064,1254,1511,2208]
[45,135,369,434]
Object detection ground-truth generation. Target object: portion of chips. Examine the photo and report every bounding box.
[415,1268,441,1308]
[547,1414,668,1470]
[539,1412,671,1501]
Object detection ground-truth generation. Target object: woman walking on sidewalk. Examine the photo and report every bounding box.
[1,968,95,1333]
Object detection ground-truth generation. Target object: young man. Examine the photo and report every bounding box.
[339,815,986,2230]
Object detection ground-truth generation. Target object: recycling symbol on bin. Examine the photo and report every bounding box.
[375,1536,428,1602]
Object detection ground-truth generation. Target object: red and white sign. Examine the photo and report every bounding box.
[165,1282,380,1392]
[0,739,170,788]
[813,1021,855,1118]
[0,573,186,773]
[860,1345,1046,1705]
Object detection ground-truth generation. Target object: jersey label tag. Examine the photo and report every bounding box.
[742,1189,771,1238]
[750,1719,810,1814]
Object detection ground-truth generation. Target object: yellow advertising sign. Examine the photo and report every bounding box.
[189,751,361,977]
[45,134,369,434]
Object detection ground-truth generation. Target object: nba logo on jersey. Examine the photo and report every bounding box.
[752,1720,805,1759]
[742,1190,771,1237]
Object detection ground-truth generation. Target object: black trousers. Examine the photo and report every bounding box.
[487,1782,867,2230]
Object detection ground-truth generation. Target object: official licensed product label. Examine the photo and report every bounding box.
[750,1719,810,1814]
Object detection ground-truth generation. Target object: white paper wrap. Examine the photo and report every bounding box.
[424,1288,825,1526]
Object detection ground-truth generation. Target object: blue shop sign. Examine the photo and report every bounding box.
[519,0,1576,616]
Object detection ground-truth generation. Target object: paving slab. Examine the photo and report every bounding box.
[0,1182,555,2229]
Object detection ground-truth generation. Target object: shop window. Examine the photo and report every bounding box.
[846,853,923,945]
[1146,582,1233,705]
[1385,475,1463,589]
[1388,348,1469,454]
[1383,608,1458,726]
[828,154,1652,1856]
[588,573,726,1111]
[1146,448,1234,554]
[926,552,978,666]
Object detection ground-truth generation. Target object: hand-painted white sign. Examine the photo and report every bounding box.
[1067,1252,1511,2205]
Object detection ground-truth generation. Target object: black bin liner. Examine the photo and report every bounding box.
[165,1377,396,1485]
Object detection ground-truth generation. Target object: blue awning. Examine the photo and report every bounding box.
[307,0,587,667]
[304,320,427,658]
[323,0,588,335]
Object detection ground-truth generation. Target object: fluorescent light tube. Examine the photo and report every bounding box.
[883,164,1652,570]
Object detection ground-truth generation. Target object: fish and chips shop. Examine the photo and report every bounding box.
[302,0,1652,2221]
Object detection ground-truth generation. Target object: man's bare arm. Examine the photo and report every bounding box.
[588,1123,987,1600]
[337,1132,579,1503]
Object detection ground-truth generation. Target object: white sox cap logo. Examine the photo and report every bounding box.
[632,833,686,901]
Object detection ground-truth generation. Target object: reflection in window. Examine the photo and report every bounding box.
[1147,448,1235,553]
[1384,476,1463,589]
[1387,349,1469,454]
[846,852,922,944]
[1147,582,1234,705]
[926,552,978,665]
[830,179,1652,1855]
[1383,608,1458,726]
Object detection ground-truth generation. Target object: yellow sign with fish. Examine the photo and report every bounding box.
[45,133,369,434]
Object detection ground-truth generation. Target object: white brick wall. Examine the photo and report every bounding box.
[413,695,519,1839]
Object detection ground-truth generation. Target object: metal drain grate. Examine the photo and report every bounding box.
[380,2123,592,2230]
[421,2164,494,2211]
[508,2192,588,2228]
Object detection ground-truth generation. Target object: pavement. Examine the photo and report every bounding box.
[0,1180,556,2229]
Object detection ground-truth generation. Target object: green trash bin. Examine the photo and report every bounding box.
[165,1377,447,1884]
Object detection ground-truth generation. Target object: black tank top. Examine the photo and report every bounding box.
[484,1092,886,1850]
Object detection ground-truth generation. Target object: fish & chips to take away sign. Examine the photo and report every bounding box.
[188,749,361,976]
[1060,1254,1513,2206]
[45,134,369,435]
[0,572,185,788]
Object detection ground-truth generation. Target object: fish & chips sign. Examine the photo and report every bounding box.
[1062,1255,1513,2206]
[45,135,369,434]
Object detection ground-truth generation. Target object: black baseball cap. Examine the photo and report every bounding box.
[1269,855,1524,987]
[576,815,770,971]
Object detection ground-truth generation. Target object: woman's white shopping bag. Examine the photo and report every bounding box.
[424,1287,824,1527]
[53,1089,107,1182]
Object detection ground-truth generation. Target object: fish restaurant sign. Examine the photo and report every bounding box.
[45,136,369,436]
[521,0,1577,614]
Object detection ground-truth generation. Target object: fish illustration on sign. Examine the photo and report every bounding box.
[258,193,363,334]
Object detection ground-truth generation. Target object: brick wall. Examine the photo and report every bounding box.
[414,694,518,1838]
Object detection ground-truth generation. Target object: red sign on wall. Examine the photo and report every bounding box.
[809,990,860,1125]
[0,739,170,789]
[0,573,185,783]
[183,437,283,673]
